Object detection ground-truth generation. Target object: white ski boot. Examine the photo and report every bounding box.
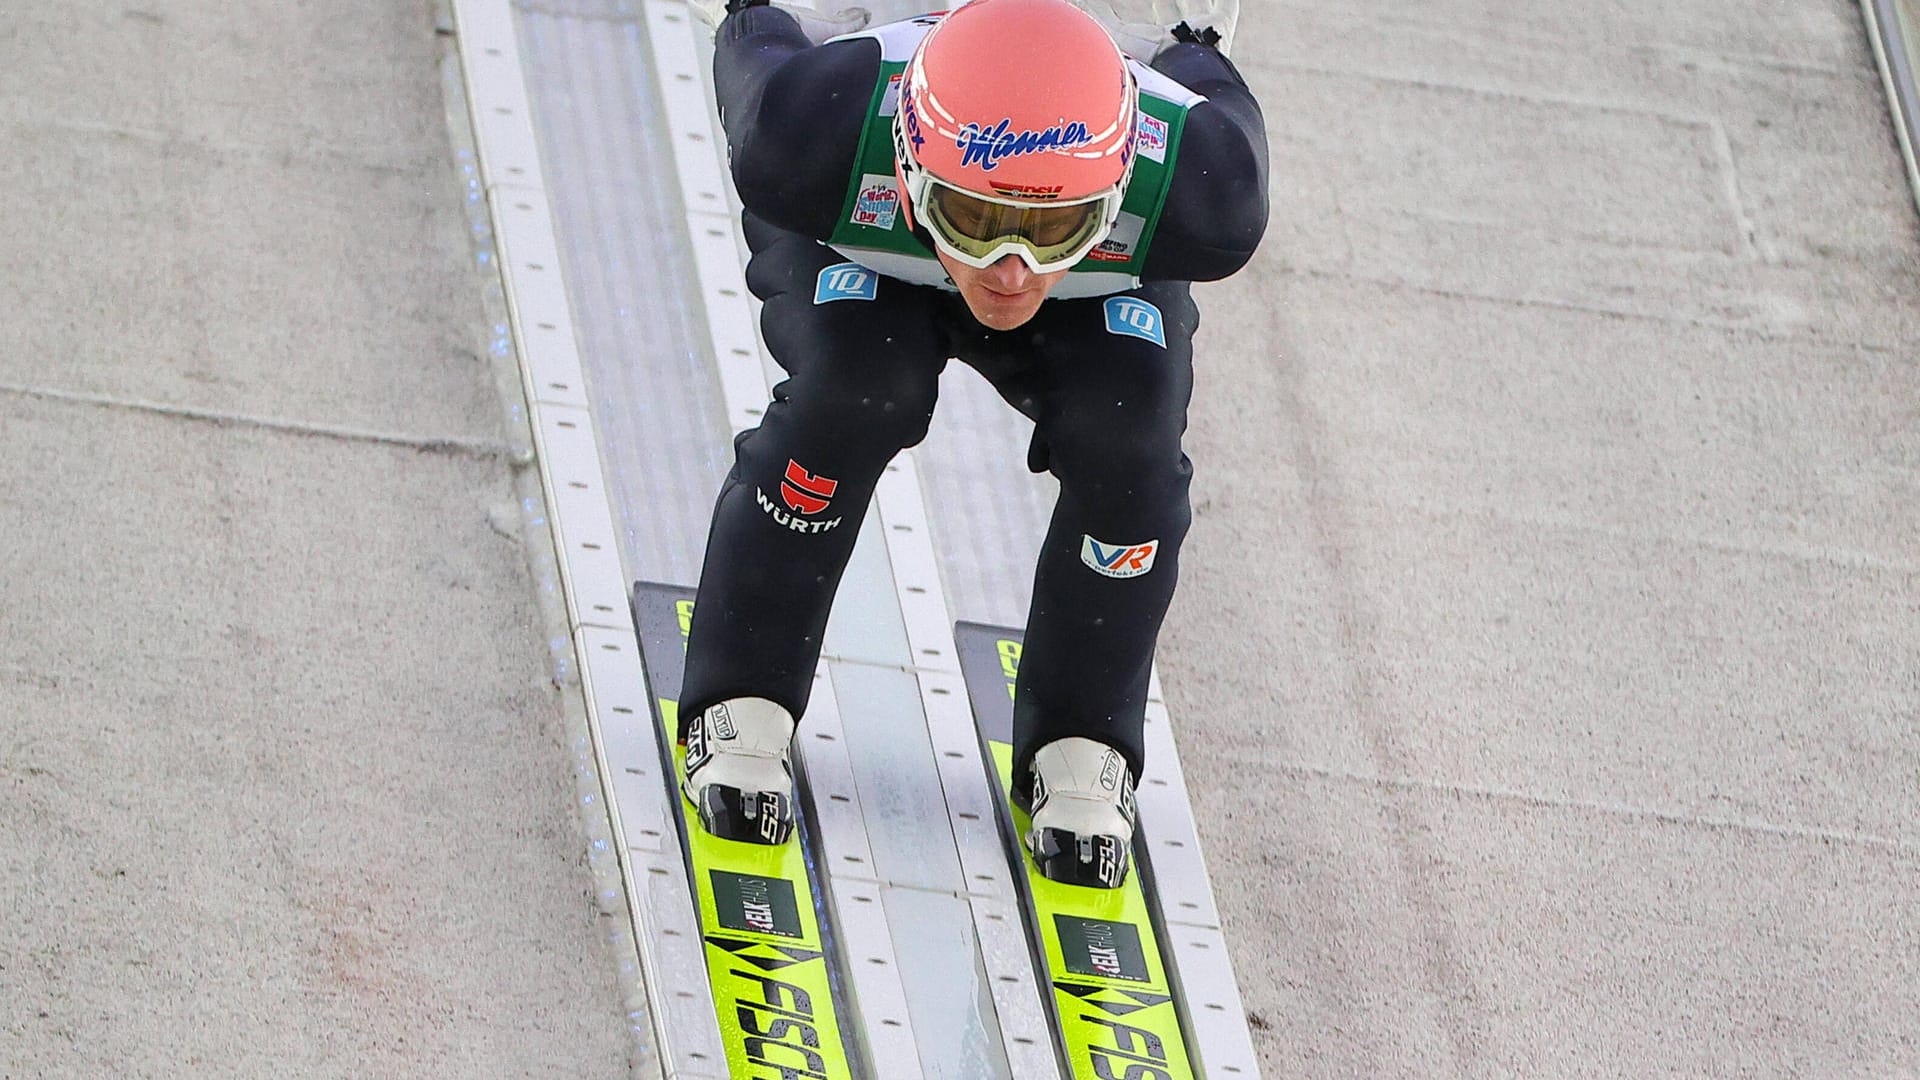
[682,697,798,845]
[1022,737,1138,889]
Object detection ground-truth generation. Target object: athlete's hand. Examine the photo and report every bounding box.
[779,1,871,42]
[685,0,736,31]
[685,0,871,42]
[1072,0,1238,61]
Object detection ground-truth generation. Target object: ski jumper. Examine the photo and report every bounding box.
[681,5,1269,786]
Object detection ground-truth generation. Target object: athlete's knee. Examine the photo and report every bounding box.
[810,364,939,450]
[750,356,937,465]
[1045,380,1191,504]
[1051,437,1192,528]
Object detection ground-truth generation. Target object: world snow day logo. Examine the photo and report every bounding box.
[1136,112,1169,163]
[850,174,900,230]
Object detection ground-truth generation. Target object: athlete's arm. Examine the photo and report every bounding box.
[1143,43,1270,282]
[714,6,880,239]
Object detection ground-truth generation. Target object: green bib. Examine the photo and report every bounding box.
[822,15,1203,299]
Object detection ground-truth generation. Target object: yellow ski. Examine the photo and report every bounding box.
[633,583,856,1080]
[957,622,1196,1080]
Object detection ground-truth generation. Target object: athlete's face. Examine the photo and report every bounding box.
[939,250,1069,331]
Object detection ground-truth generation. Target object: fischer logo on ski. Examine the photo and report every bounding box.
[630,584,857,1080]
[726,965,829,1076]
[954,621,1198,1078]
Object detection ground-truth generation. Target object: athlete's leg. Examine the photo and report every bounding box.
[680,218,948,728]
[975,283,1201,789]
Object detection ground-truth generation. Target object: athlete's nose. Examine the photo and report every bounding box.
[983,253,1034,292]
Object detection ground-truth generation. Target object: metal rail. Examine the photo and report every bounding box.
[1862,0,1920,213]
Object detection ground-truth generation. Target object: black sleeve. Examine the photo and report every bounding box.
[1142,44,1271,282]
[713,7,880,240]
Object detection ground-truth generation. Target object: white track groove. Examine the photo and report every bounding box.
[451,1,721,1075]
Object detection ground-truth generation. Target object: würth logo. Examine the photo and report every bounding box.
[757,459,846,535]
[780,460,838,515]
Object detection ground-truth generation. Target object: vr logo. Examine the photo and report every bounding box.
[1104,297,1166,348]
[815,262,878,304]
[1081,536,1159,579]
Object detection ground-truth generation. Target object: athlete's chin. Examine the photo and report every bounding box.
[960,290,1046,331]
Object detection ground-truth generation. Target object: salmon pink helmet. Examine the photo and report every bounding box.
[893,0,1140,272]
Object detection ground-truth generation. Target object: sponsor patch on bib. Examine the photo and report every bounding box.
[1081,535,1159,578]
[849,174,901,231]
[814,262,878,303]
[1103,296,1166,348]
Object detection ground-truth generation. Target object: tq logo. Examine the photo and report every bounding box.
[814,262,878,304]
[1103,296,1167,348]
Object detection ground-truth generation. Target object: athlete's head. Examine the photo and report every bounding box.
[893,0,1138,328]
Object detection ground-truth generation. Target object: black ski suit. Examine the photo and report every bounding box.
[681,4,1270,786]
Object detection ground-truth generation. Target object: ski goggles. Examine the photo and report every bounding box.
[910,176,1123,273]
